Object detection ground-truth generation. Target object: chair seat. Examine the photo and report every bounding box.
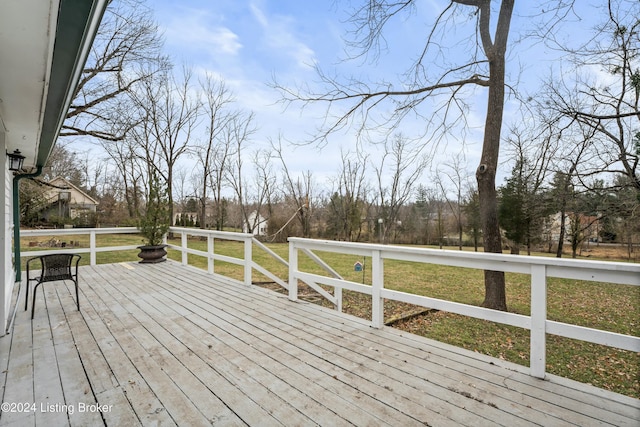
[26,253,81,319]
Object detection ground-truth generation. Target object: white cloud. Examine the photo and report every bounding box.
[249,2,317,69]
[209,27,243,55]
[163,9,242,57]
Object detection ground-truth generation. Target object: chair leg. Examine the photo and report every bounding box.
[30,280,79,319]
[24,282,29,311]
[75,280,79,311]
[31,283,42,319]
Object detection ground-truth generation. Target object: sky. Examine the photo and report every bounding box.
[84,0,606,199]
[150,0,366,186]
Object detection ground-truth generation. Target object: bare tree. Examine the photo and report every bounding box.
[434,153,472,250]
[225,112,260,232]
[63,0,169,142]
[499,123,559,254]
[463,186,482,251]
[541,0,639,193]
[207,123,235,231]
[248,148,278,234]
[173,166,191,219]
[374,133,429,243]
[105,136,145,218]
[196,77,235,229]
[271,138,315,238]
[327,149,370,241]
[42,143,87,186]
[130,67,201,224]
[274,0,531,310]
[413,184,437,245]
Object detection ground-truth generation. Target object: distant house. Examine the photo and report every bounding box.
[41,177,99,222]
[546,212,600,243]
[243,211,268,236]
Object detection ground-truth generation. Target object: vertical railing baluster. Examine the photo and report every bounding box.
[530,264,547,379]
[181,231,188,265]
[288,242,298,301]
[90,230,96,266]
[371,249,384,329]
[244,236,252,286]
[208,234,214,274]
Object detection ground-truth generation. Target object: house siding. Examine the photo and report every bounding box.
[41,177,98,224]
[243,211,268,236]
[1,156,15,335]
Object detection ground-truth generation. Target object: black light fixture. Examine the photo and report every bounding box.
[7,149,25,172]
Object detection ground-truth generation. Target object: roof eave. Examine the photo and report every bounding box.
[36,0,108,168]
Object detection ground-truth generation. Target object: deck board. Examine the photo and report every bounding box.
[0,261,638,426]
[111,266,365,426]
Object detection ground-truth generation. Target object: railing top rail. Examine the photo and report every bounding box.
[21,227,139,236]
[288,237,640,282]
[169,226,253,241]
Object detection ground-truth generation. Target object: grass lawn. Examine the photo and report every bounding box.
[20,233,639,397]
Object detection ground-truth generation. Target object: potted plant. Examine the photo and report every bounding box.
[137,172,170,263]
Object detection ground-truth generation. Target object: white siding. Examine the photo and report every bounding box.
[1,156,15,335]
[243,211,267,236]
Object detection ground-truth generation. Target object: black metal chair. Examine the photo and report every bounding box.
[26,254,81,319]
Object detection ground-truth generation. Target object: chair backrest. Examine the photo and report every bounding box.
[40,254,76,282]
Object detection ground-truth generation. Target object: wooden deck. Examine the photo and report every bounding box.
[0,262,638,426]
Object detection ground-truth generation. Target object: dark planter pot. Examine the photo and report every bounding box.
[137,244,168,263]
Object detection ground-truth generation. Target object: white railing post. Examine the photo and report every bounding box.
[371,249,384,329]
[244,236,252,287]
[288,242,298,301]
[89,230,96,266]
[335,287,343,313]
[530,264,547,379]
[181,231,188,266]
[207,234,214,274]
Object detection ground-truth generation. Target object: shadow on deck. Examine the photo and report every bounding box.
[0,261,638,426]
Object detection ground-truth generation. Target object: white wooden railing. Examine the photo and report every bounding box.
[167,227,254,286]
[287,237,640,379]
[19,228,640,379]
[20,227,141,265]
[20,227,280,289]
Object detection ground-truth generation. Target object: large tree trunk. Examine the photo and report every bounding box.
[477,160,507,310]
[476,0,514,312]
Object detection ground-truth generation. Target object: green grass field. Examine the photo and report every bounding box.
[20,232,639,397]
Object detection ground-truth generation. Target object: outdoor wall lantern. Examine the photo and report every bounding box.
[7,149,25,172]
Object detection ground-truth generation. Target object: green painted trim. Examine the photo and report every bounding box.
[13,167,42,282]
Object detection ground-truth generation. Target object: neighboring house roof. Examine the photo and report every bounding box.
[45,177,99,206]
[0,0,108,170]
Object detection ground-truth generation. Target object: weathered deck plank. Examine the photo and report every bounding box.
[142,264,584,426]
[56,284,140,427]
[86,265,250,426]
[1,301,35,427]
[127,270,430,425]
[0,261,638,427]
[139,268,480,426]
[142,262,637,426]
[51,285,105,427]
[98,263,363,426]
